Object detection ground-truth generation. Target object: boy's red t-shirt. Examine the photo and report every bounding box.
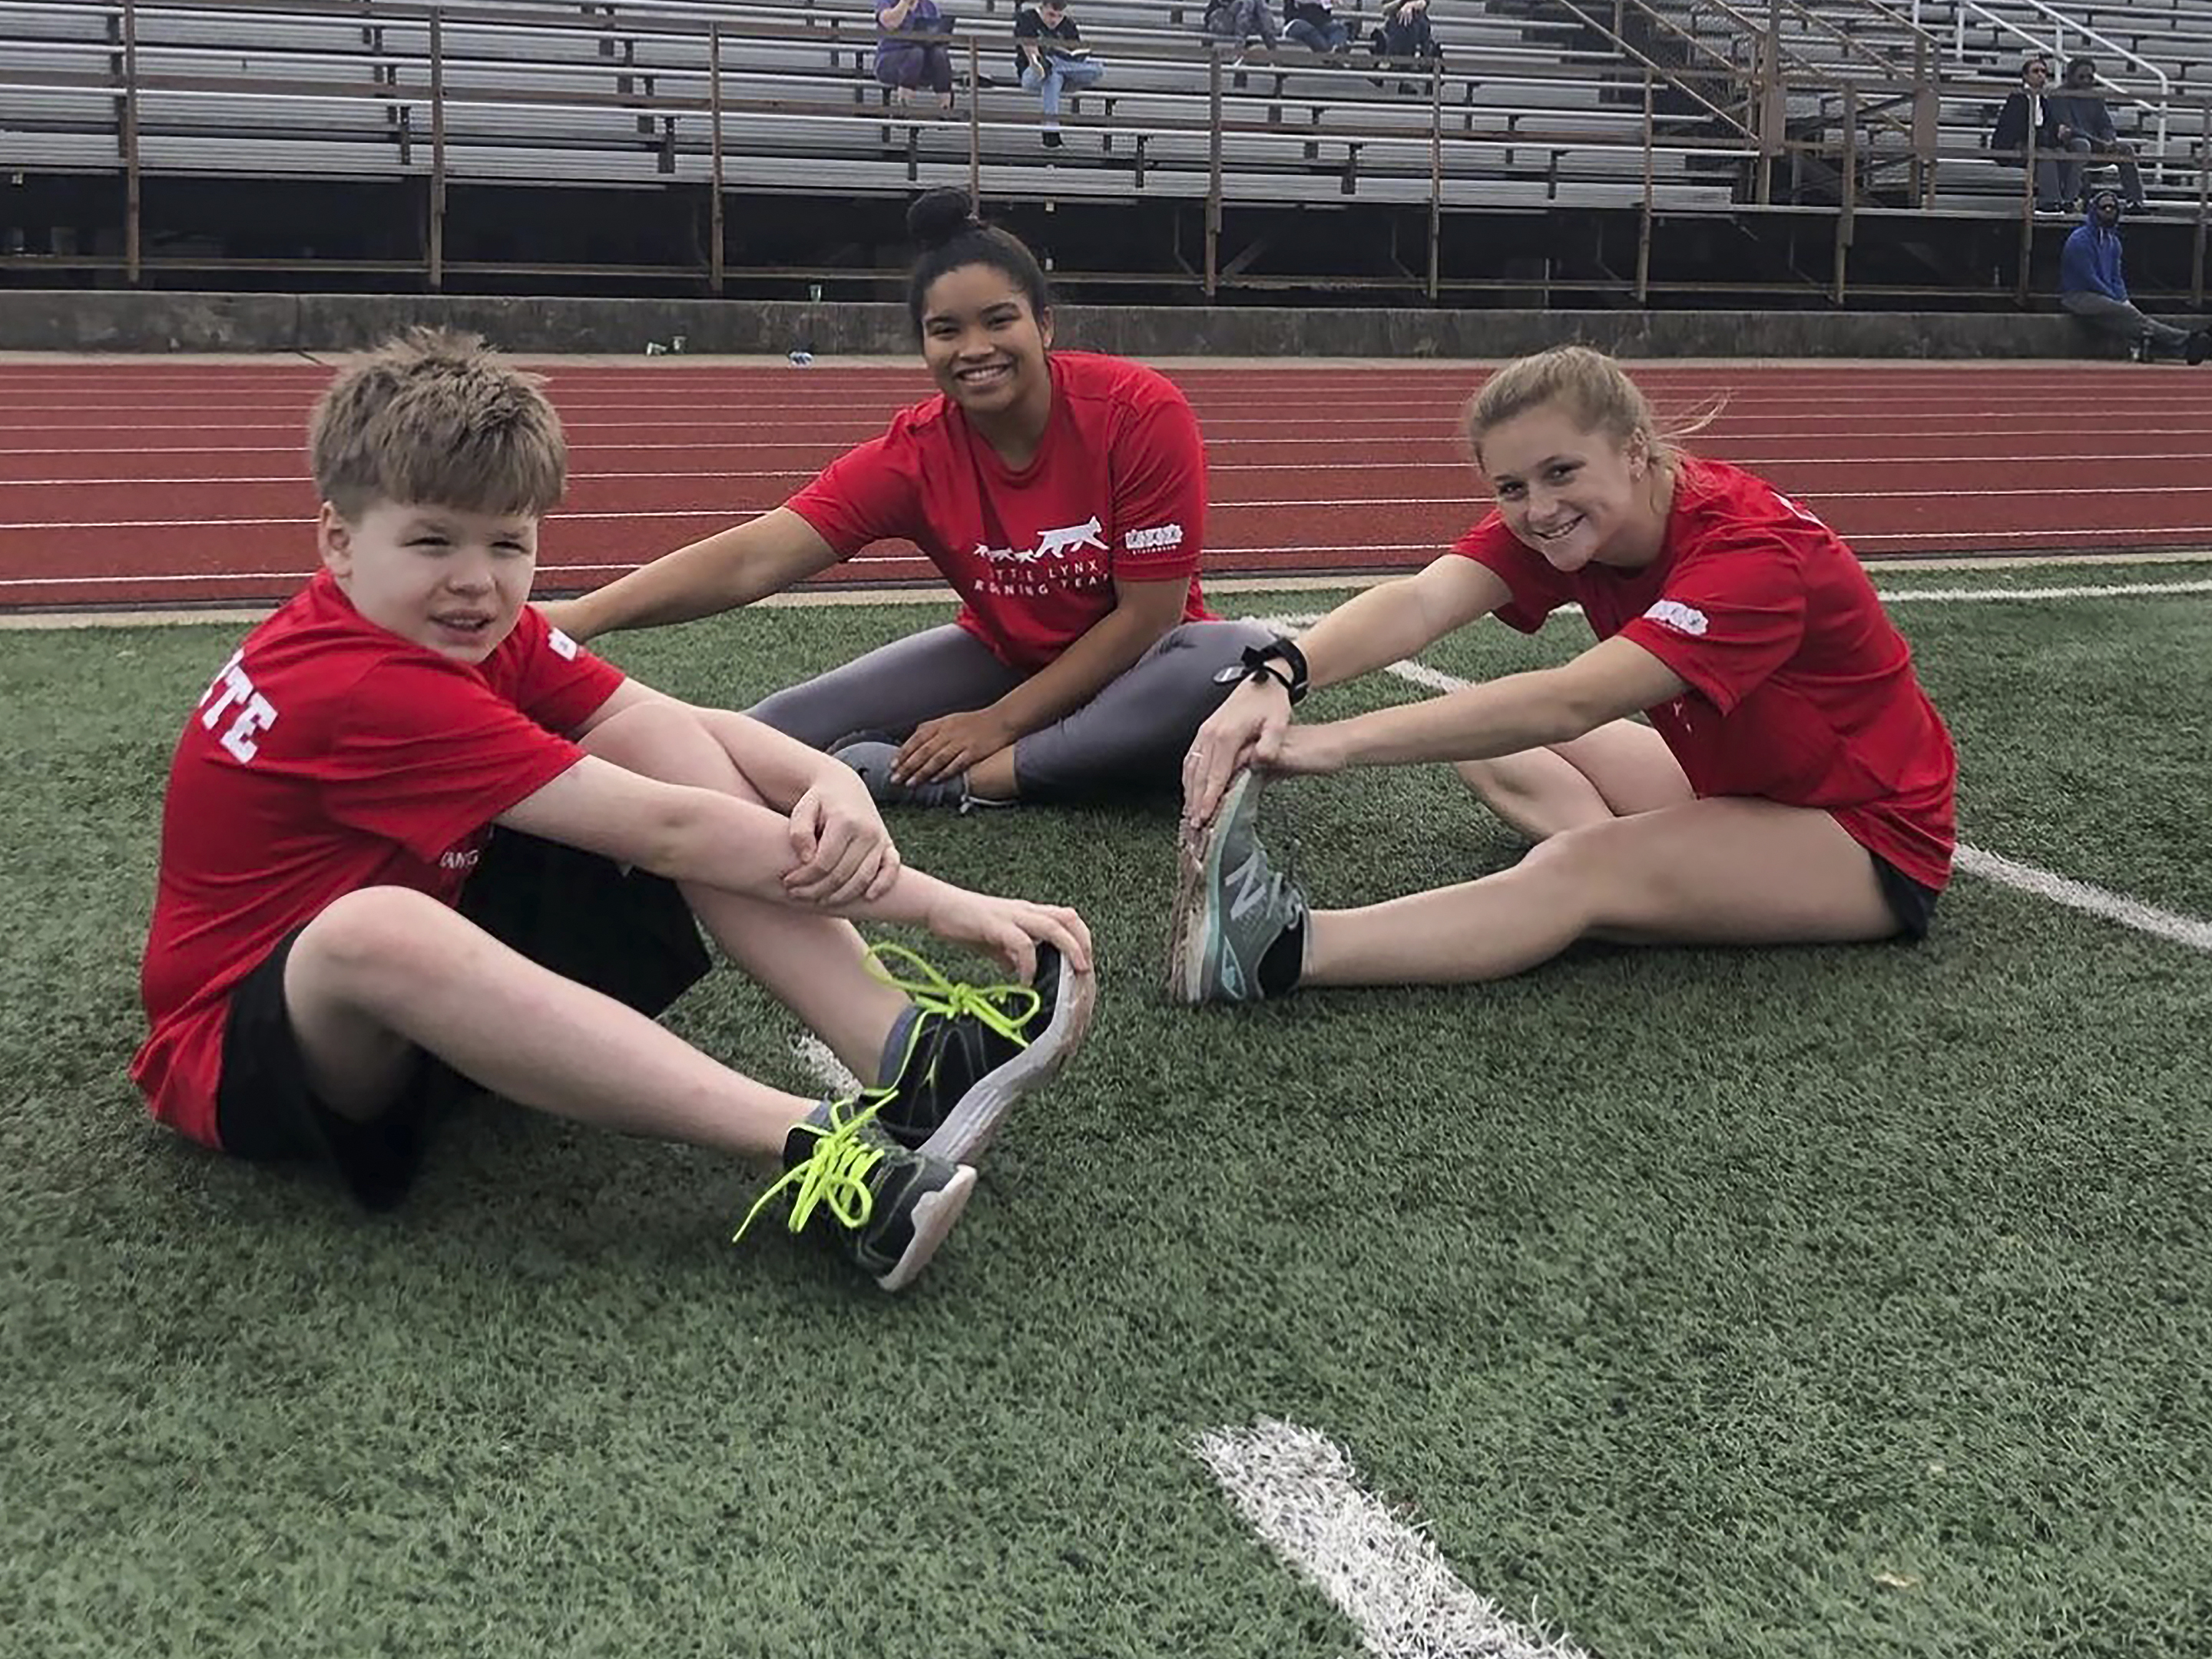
[783,351,1214,672]
[1451,456,1958,890]
[131,571,624,1148]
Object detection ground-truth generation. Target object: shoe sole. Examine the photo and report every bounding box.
[875,1162,977,1293]
[1164,770,1257,1004]
[916,953,1098,1166]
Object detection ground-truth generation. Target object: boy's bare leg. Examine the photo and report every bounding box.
[581,704,913,1083]
[283,887,817,1154]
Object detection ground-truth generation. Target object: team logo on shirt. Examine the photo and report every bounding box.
[1124,522,1184,555]
[975,515,1108,565]
[1644,599,1710,637]
[548,628,579,661]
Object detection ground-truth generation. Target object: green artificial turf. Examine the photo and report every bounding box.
[3,568,2207,1657]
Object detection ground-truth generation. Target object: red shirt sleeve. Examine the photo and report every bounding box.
[783,425,922,556]
[319,658,590,863]
[1618,532,1808,714]
[496,603,627,733]
[1108,380,1207,582]
[1448,515,1575,633]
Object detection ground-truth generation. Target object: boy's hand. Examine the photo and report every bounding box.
[926,891,1093,982]
[785,771,901,906]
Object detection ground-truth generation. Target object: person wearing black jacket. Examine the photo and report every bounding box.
[1989,55,2068,214]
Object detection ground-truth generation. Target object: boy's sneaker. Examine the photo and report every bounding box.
[2188,330,2209,367]
[868,942,1094,1164]
[1166,769,1307,1005]
[734,1096,975,1293]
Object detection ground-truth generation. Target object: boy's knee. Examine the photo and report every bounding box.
[296,887,461,990]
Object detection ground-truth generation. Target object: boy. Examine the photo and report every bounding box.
[132,330,1095,1293]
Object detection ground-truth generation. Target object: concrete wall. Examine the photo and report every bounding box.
[0,290,2124,359]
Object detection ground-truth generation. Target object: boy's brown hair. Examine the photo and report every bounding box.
[309,328,567,521]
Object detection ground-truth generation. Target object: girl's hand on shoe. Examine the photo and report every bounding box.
[895,708,1015,784]
[1182,676,1290,826]
[929,892,1094,981]
[785,772,902,906]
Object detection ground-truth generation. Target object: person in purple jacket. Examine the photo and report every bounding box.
[2059,188,2207,363]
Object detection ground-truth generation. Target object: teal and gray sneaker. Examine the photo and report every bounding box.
[1166,769,1307,1005]
[867,942,1094,1164]
[734,1095,976,1293]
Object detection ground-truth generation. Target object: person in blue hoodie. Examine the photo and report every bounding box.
[2059,187,2207,363]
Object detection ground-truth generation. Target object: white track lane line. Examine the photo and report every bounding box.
[1195,1419,1589,1659]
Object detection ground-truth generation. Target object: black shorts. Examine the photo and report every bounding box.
[214,831,712,1210]
[1871,853,1940,942]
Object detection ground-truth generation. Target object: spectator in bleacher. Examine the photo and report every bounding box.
[1369,0,1442,91]
[1015,0,1104,149]
[1204,0,1283,53]
[538,190,1280,814]
[1989,55,2069,215]
[2060,187,2207,363]
[2049,55,2147,210]
[875,0,957,117]
[1375,0,1440,59]
[1283,0,1352,55]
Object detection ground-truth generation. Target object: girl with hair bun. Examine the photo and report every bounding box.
[1171,345,1959,1004]
[548,188,1277,811]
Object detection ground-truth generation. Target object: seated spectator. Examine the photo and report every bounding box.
[2060,189,2207,363]
[1369,0,1441,90]
[1989,55,2069,214]
[876,0,956,116]
[1204,0,1282,51]
[2050,55,2147,210]
[1015,0,1104,151]
[1283,0,1351,55]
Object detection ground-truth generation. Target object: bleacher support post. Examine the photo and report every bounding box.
[121,0,141,286]
[429,5,445,293]
[709,24,724,296]
[1910,35,1937,208]
[1637,71,1654,303]
[967,38,982,207]
[1205,48,1222,298]
[1428,62,1442,302]
[1753,28,1781,207]
[2195,102,2208,307]
[1833,81,1855,305]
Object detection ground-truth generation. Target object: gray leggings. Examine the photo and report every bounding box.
[748,618,1280,801]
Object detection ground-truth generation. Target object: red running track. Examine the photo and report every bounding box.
[3,358,2210,610]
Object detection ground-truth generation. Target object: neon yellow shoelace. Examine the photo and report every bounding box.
[732,1094,892,1244]
[865,942,1041,1047]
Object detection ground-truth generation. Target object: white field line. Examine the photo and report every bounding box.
[1952,847,2212,951]
[1194,1420,1588,1659]
[1257,605,2212,955]
[791,1035,863,1098]
[6,571,2210,631]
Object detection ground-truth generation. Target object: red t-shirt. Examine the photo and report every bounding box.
[1452,456,1957,889]
[784,351,1214,672]
[131,571,626,1148]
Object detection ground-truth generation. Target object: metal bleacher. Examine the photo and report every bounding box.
[2,0,2204,298]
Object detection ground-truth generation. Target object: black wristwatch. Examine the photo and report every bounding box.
[1213,637,1310,704]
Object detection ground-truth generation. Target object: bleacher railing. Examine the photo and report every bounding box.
[2,0,2207,303]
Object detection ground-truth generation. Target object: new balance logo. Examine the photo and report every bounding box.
[1226,847,1273,922]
